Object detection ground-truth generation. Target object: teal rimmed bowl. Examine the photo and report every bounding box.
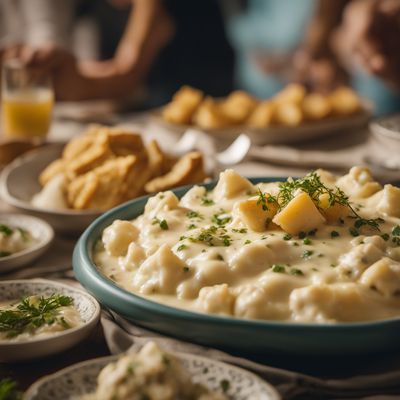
[73,178,400,356]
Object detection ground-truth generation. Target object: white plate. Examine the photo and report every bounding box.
[151,102,372,145]
[0,213,54,273]
[0,144,101,234]
[0,279,101,362]
[25,350,280,400]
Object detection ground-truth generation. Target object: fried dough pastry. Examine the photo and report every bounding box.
[220,91,258,124]
[247,101,275,128]
[37,125,207,211]
[145,151,206,193]
[192,97,229,129]
[162,86,203,125]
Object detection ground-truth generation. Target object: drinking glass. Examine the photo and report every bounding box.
[1,59,54,139]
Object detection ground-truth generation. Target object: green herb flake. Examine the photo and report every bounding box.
[298,231,306,239]
[0,251,11,258]
[303,237,312,245]
[349,227,359,237]
[201,195,214,206]
[330,231,339,238]
[220,379,230,393]
[159,219,169,230]
[272,264,285,273]
[0,224,13,237]
[380,233,390,241]
[302,250,314,259]
[283,233,292,241]
[183,266,190,273]
[392,225,400,236]
[244,239,251,245]
[0,378,22,400]
[177,244,187,251]
[290,268,304,276]
[232,228,248,234]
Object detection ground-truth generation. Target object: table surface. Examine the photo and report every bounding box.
[1,108,400,393]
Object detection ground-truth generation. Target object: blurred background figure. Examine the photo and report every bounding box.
[2,0,400,115]
[224,0,400,115]
[1,0,234,106]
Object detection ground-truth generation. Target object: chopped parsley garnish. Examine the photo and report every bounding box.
[201,194,214,206]
[244,239,251,245]
[220,379,230,393]
[0,224,13,237]
[188,226,232,247]
[152,218,169,230]
[0,378,22,400]
[272,264,285,273]
[283,233,292,241]
[232,228,247,234]
[186,211,203,220]
[380,233,390,241]
[211,211,232,226]
[349,227,359,237]
[290,268,304,276]
[183,266,190,272]
[0,294,74,338]
[308,228,318,236]
[330,231,339,238]
[177,244,187,251]
[302,250,314,259]
[303,237,312,245]
[187,224,197,230]
[392,225,400,236]
[17,228,29,241]
[298,231,306,239]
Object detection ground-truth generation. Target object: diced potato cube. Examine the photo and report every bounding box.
[273,192,326,234]
[214,169,254,200]
[236,196,278,231]
[319,193,349,223]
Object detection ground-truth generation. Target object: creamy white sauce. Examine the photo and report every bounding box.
[0,295,82,342]
[94,167,400,323]
[0,224,36,257]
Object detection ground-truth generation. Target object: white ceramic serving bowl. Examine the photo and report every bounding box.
[369,113,400,170]
[25,350,280,400]
[0,213,54,273]
[0,144,101,235]
[0,279,101,362]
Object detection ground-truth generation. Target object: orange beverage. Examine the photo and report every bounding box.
[2,88,54,138]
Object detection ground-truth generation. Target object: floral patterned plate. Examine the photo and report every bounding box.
[0,279,100,362]
[25,350,280,400]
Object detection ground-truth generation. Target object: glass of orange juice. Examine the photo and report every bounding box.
[1,59,54,139]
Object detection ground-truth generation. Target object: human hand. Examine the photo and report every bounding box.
[333,0,400,88]
[293,49,349,93]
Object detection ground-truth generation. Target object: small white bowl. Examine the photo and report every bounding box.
[0,144,101,235]
[25,350,280,400]
[0,279,101,362]
[0,213,54,273]
[369,114,400,170]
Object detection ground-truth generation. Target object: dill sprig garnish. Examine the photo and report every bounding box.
[0,294,73,338]
[258,172,384,231]
[0,378,22,400]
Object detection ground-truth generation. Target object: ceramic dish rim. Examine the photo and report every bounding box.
[0,213,54,262]
[24,349,281,399]
[75,177,400,330]
[0,146,102,217]
[0,279,101,346]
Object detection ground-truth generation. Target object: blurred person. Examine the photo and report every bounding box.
[225,0,400,115]
[6,0,234,105]
[332,0,400,114]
